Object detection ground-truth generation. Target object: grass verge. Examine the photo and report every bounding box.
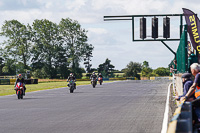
[0,81,114,96]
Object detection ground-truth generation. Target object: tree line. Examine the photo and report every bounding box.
[0,18,93,79]
[94,59,170,79]
[0,18,170,79]
[122,61,170,79]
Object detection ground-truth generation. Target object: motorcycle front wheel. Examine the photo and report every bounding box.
[70,86,74,93]
[93,84,95,88]
[17,90,21,99]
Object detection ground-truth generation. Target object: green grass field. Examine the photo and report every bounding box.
[0,81,113,96]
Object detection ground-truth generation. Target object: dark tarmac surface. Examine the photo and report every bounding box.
[0,80,170,133]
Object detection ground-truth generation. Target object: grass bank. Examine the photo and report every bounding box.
[0,80,114,96]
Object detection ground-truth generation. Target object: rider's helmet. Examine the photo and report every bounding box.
[99,73,101,75]
[70,73,73,76]
[93,72,95,75]
[18,74,22,79]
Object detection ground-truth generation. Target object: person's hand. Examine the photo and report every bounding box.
[175,96,179,100]
[180,96,186,102]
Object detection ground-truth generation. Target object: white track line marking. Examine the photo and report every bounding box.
[161,82,171,133]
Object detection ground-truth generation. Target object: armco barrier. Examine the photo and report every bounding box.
[0,79,38,85]
[10,79,16,85]
[0,79,10,85]
[167,101,193,133]
[126,77,135,80]
[150,77,173,80]
[150,77,155,80]
[25,79,38,84]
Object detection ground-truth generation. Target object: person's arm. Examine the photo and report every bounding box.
[181,83,197,101]
[181,74,200,101]
[177,82,192,100]
[14,79,18,87]
[23,78,26,85]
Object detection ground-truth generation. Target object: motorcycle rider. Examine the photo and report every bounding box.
[14,74,26,95]
[98,73,103,84]
[67,73,76,89]
[90,72,97,85]
[98,73,103,78]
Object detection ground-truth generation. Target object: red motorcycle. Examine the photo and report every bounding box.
[98,77,103,85]
[15,82,24,99]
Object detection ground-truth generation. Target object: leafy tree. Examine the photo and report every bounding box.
[0,49,4,75]
[153,67,170,76]
[59,18,93,77]
[2,58,16,75]
[31,19,63,78]
[98,58,115,77]
[54,49,69,78]
[141,61,153,77]
[31,67,49,79]
[0,18,93,78]
[0,20,32,69]
[0,58,4,75]
[142,61,149,68]
[124,61,142,79]
[141,67,153,77]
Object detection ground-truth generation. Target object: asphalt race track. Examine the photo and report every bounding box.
[0,80,171,133]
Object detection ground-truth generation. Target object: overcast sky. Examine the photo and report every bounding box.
[0,0,199,70]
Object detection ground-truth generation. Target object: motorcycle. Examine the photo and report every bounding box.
[91,78,97,88]
[68,80,76,93]
[15,82,24,99]
[98,77,103,85]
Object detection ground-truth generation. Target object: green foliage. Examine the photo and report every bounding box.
[0,49,4,75]
[2,58,15,75]
[31,68,49,79]
[31,19,63,78]
[142,61,149,68]
[97,58,115,78]
[123,61,142,79]
[1,20,32,68]
[59,18,93,77]
[0,18,93,78]
[153,67,170,76]
[141,67,153,77]
[141,61,153,78]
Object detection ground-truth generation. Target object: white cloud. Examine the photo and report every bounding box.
[88,28,107,35]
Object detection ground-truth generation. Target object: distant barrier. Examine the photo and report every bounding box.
[167,101,193,133]
[150,77,173,80]
[0,76,16,79]
[0,79,10,85]
[0,79,38,85]
[126,77,135,80]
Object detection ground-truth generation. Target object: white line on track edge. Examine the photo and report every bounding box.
[161,82,172,133]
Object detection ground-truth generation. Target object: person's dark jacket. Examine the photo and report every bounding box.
[178,79,195,100]
[90,74,97,79]
[98,75,103,78]
[67,76,76,81]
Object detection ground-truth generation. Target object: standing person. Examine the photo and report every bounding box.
[67,73,76,89]
[181,63,200,101]
[175,73,194,101]
[181,63,200,124]
[98,73,103,78]
[14,74,26,95]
